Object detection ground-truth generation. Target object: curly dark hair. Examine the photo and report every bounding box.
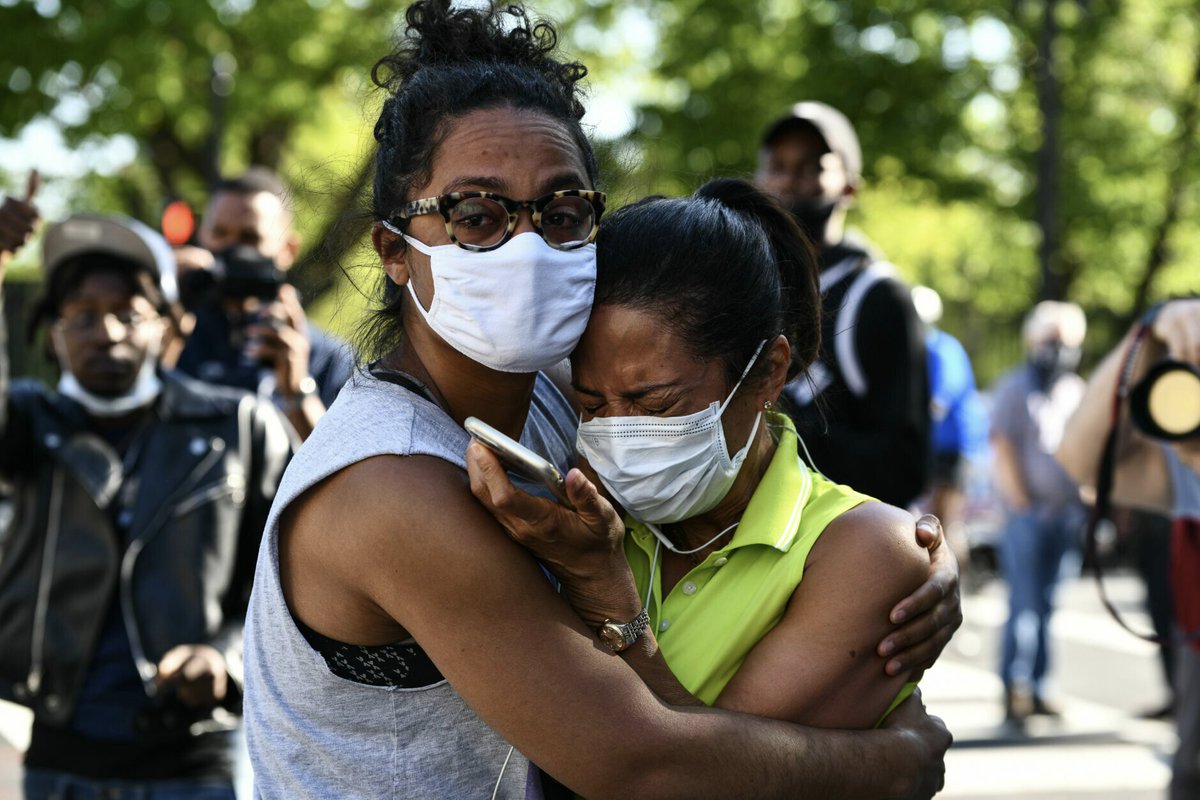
[588,178,821,388]
[362,1,599,360]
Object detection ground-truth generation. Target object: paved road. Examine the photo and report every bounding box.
[925,570,1175,799]
[0,571,1178,798]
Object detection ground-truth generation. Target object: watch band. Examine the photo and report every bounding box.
[597,607,650,653]
[281,376,319,412]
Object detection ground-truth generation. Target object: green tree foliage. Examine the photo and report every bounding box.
[0,0,395,284]
[558,0,1200,382]
[3,0,1199,382]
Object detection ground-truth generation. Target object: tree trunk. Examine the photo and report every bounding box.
[1034,0,1066,301]
[1122,33,1200,328]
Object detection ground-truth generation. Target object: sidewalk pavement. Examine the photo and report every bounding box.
[923,657,1174,799]
[0,575,1178,800]
[0,701,28,800]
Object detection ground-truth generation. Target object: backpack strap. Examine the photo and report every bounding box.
[833,259,897,398]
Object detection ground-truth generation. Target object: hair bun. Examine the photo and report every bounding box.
[693,177,771,215]
[372,1,583,95]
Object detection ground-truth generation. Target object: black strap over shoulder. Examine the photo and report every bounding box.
[368,362,439,407]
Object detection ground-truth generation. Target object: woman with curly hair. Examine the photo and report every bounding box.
[243,3,957,797]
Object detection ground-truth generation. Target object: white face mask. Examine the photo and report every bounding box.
[53,328,163,418]
[402,232,596,374]
[576,341,767,534]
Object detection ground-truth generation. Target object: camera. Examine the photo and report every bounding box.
[1129,359,1200,441]
[179,244,285,312]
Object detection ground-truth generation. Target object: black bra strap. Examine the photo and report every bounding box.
[369,362,439,406]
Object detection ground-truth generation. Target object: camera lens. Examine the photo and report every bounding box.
[1130,360,1200,440]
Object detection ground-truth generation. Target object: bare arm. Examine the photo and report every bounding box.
[286,451,949,799]
[1055,329,1169,513]
[716,502,928,728]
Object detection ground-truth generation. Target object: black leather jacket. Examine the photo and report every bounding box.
[0,369,293,728]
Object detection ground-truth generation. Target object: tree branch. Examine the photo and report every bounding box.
[1124,27,1200,327]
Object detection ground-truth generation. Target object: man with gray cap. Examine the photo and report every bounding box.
[0,198,292,798]
[756,101,931,508]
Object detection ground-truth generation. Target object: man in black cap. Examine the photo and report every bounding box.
[0,199,292,799]
[756,101,931,508]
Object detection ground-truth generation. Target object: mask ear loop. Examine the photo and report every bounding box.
[716,339,770,415]
[794,429,831,485]
[645,540,661,611]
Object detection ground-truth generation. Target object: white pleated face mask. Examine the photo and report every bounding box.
[53,327,164,417]
[576,340,767,528]
[402,232,596,374]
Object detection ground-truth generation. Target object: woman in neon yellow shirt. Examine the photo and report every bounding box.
[468,177,939,729]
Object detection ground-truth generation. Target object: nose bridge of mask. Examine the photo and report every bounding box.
[579,338,770,444]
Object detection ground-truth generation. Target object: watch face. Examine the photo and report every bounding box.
[599,623,628,651]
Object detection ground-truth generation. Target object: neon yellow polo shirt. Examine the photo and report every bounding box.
[624,413,916,718]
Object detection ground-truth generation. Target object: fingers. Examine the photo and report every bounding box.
[466,438,511,509]
[914,514,943,550]
[173,245,215,277]
[154,645,227,707]
[243,319,311,371]
[275,284,309,329]
[564,468,612,522]
[881,614,953,676]
[0,193,40,257]
[880,580,963,676]
[25,169,40,202]
[465,439,552,534]
[154,645,191,685]
[881,691,950,800]
[1154,299,1200,366]
[889,535,960,625]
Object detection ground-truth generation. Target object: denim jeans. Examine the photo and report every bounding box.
[23,770,236,800]
[998,508,1082,695]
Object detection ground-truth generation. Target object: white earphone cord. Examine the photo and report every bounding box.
[492,745,515,800]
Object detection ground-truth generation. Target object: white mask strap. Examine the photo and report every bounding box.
[401,233,438,256]
[717,338,770,415]
[644,519,739,556]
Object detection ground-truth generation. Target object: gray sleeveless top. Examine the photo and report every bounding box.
[244,369,577,799]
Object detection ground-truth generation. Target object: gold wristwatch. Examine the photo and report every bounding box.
[597,608,650,653]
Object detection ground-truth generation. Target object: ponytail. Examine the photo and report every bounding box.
[593,177,821,386]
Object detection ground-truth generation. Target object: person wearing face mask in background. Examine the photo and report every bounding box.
[0,198,293,799]
[988,300,1088,723]
[470,178,943,737]
[754,102,931,509]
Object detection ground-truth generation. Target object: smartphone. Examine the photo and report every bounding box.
[464,416,569,504]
